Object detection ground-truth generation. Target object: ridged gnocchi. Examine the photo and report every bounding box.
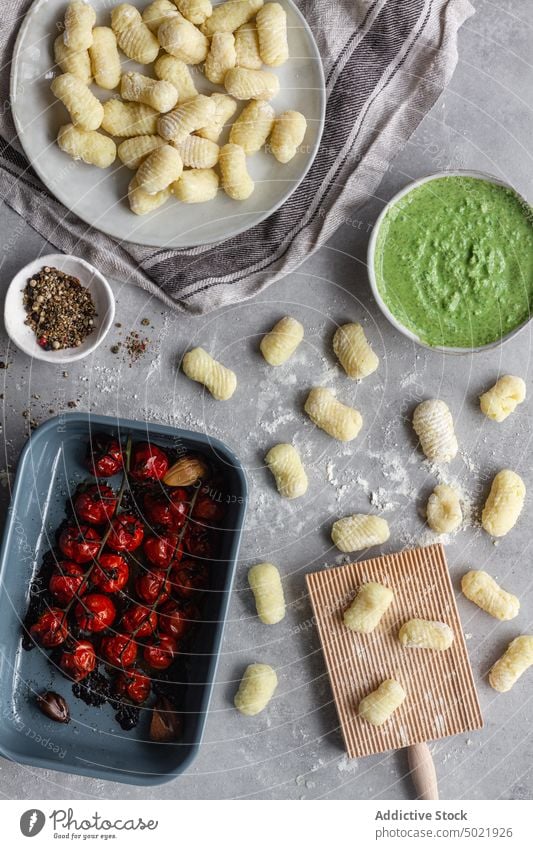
[154,55,198,102]
[461,570,519,621]
[136,145,184,194]
[256,3,288,66]
[63,1,96,51]
[57,124,116,168]
[265,443,308,499]
[202,0,264,36]
[158,95,216,143]
[182,347,237,400]
[89,27,121,90]
[205,33,237,85]
[234,663,278,716]
[121,72,178,113]
[158,16,209,64]
[235,21,262,69]
[343,582,393,633]
[331,514,390,553]
[196,93,238,141]
[358,679,406,726]
[173,168,219,203]
[117,134,165,169]
[229,99,275,153]
[398,619,454,651]
[426,484,462,533]
[111,4,160,64]
[175,0,213,25]
[481,469,525,537]
[248,562,285,624]
[128,175,171,215]
[412,399,458,463]
[304,387,363,442]
[141,0,179,33]
[102,100,158,137]
[489,635,533,693]
[270,110,307,163]
[333,323,379,379]
[219,143,254,199]
[173,136,219,169]
[51,73,103,131]
[224,67,280,101]
[259,316,303,365]
[480,375,526,422]
[54,35,92,85]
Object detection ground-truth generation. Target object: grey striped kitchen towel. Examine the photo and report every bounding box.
[0,0,474,314]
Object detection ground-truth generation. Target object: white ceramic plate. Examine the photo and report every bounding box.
[10,0,326,249]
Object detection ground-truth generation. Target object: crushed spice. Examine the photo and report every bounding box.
[23,266,97,351]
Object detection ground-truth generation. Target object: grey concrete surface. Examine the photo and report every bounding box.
[0,0,532,800]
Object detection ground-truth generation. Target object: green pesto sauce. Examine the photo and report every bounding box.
[374,176,533,348]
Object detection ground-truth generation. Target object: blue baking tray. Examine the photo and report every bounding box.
[0,413,247,785]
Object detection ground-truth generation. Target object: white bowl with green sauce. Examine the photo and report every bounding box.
[368,172,533,352]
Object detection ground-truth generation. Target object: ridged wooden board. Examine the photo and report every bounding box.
[306,544,483,758]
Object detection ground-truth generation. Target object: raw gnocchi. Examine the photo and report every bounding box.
[154,55,198,102]
[224,67,280,101]
[196,93,238,142]
[141,0,179,32]
[489,635,533,693]
[461,570,519,621]
[265,443,308,499]
[173,136,220,169]
[136,145,183,194]
[54,35,92,85]
[229,99,275,153]
[51,73,104,131]
[304,387,363,442]
[333,323,379,379]
[128,175,171,215]
[175,0,213,25]
[234,21,262,69]
[343,582,393,634]
[63,1,95,51]
[121,72,178,113]
[331,514,390,553]
[182,347,237,400]
[398,619,454,651]
[481,469,525,537]
[158,16,209,64]
[269,110,307,163]
[480,375,526,422]
[219,143,254,200]
[201,0,264,36]
[173,168,219,203]
[111,4,160,65]
[248,562,285,624]
[57,124,116,168]
[205,33,237,85]
[256,3,288,67]
[412,399,458,463]
[426,484,462,533]
[102,100,158,137]
[89,27,121,90]
[234,663,278,715]
[158,95,216,143]
[358,679,406,726]
[259,316,303,365]
[117,134,165,169]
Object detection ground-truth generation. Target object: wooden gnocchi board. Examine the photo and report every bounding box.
[306,544,483,758]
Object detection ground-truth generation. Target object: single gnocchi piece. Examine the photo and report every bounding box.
[175,0,213,25]
[102,100,158,137]
[182,347,237,400]
[270,110,307,163]
[51,73,103,131]
[265,443,308,499]
[426,484,462,534]
[358,679,406,726]
[57,124,116,168]
[54,35,92,85]
[63,1,96,51]
[229,99,275,154]
[121,72,178,113]
[480,375,526,423]
[158,95,215,143]
[248,563,285,625]
[412,399,458,463]
[173,136,219,168]
[304,387,363,442]
[219,143,254,200]
[154,55,198,102]
[234,663,278,716]
[201,0,263,36]
[111,4,160,65]
[157,16,209,64]
[117,134,165,169]
[333,323,379,380]
[234,21,262,69]
[343,582,393,634]
[173,168,219,203]
[141,0,179,33]
[136,145,183,194]
[398,619,454,651]
[89,27,121,90]
[204,32,237,85]
[481,469,525,537]
[259,315,303,365]
[461,570,519,621]
[128,175,171,215]
[331,514,390,553]
[224,67,280,101]
[256,2,288,66]
[196,93,238,142]
[489,635,533,693]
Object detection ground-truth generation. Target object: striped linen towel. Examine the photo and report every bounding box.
[0,0,474,314]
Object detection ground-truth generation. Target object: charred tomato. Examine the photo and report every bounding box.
[74,484,117,525]
[113,668,151,704]
[100,633,138,668]
[86,434,123,478]
[143,634,179,670]
[144,489,189,530]
[49,562,86,605]
[170,561,208,598]
[158,601,199,640]
[75,593,116,633]
[60,640,96,682]
[106,514,144,552]
[91,553,129,594]
[184,524,215,559]
[192,493,225,523]
[135,570,171,606]
[122,604,158,638]
[130,442,169,482]
[30,608,68,648]
[58,524,101,564]
[143,533,183,569]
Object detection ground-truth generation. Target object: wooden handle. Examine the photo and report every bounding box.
[407,742,439,800]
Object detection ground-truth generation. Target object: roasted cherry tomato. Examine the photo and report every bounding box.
[170,561,208,598]
[49,562,86,605]
[143,634,179,670]
[106,514,144,552]
[184,525,215,559]
[74,484,117,525]
[113,668,151,704]
[143,533,183,569]
[192,493,225,522]
[86,434,123,478]
[30,608,68,648]
[59,640,96,682]
[121,604,158,638]
[135,570,171,606]
[159,601,199,639]
[100,633,138,668]
[58,524,101,564]
[130,442,169,483]
[75,593,116,633]
[144,489,189,530]
[91,553,129,594]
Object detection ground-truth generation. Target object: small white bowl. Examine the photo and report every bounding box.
[367,170,532,354]
[4,253,115,364]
